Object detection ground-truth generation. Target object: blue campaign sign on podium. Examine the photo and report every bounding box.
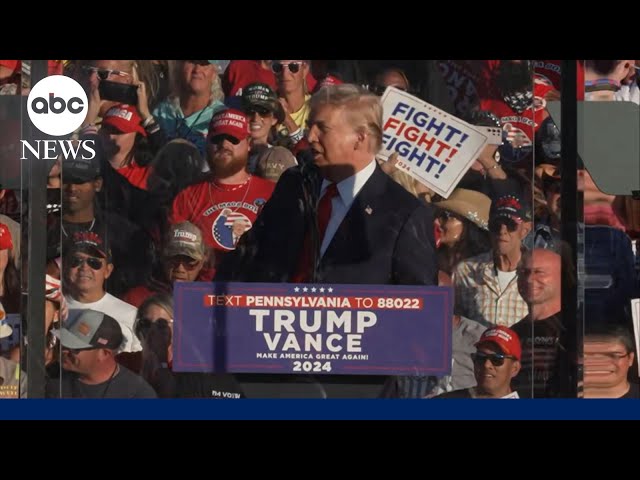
[172,282,453,376]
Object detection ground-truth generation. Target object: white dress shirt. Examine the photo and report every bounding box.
[319,159,377,257]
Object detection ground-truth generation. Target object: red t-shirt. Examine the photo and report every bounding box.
[480,82,554,147]
[121,284,163,308]
[0,60,64,76]
[122,267,216,307]
[117,161,151,190]
[222,61,278,97]
[222,60,317,97]
[170,175,275,256]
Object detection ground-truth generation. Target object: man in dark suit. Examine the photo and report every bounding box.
[219,84,437,285]
[217,84,438,397]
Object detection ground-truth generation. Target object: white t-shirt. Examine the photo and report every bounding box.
[470,388,520,399]
[501,391,520,399]
[65,294,142,353]
[496,269,517,293]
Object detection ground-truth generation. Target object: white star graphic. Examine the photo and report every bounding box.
[294,287,300,292]
[319,287,325,293]
[328,287,333,293]
[311,287,317,292]
[303,287,308,292]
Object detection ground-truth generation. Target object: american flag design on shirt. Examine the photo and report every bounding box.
[212,210,252,251]
[480,82,555,148]
[169,175,276,254]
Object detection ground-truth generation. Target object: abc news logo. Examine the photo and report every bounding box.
[31,93,85,115]
[21,75,95,160]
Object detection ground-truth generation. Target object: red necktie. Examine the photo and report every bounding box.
[317,183,338,243]
[291,183,339,282]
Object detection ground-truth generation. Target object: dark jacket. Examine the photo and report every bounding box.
[217,163,438,286]
[217,161,438,398]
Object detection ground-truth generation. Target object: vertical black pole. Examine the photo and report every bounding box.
[23,60,48,398]
[560,60,581,398]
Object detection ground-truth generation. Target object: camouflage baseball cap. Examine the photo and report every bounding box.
[165,222,205,261]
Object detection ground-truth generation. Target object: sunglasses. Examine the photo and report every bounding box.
[489,217,519,233]
[100,124,128,136]
[209,134,240,146]
[272,62,303,75]
[67,255,104,270]
[436,210,462,223]
[82,66,132,81]
[135,317,173,339]
[167,256,201,270]
[472,352,517,367]
[245,106,273,117]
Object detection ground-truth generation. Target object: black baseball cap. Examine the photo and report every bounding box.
[64,228,112,262]
[62,136,103,184]
[490,194,532,223]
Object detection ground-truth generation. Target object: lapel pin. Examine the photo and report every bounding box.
[365,206,373,215]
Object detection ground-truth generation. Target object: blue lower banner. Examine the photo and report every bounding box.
[5,400,640,420]
[173,282,453,376]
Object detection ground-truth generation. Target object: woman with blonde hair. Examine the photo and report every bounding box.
[152,60,226,156]
[273,60,312,148]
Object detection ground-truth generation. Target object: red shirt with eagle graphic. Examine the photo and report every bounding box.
[169,175,275,263]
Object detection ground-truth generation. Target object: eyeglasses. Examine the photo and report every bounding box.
[209,134,240,146]
[82,66,132,81]
[272,62,303,75]
[245,106,273,117]
[472,352,517,367]
[67,255,104,270]
[489,217,519,233]
[167,256,201,270]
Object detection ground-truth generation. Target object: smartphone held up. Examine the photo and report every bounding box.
[99,79,138,105]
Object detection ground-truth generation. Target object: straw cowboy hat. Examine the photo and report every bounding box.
[434,188,491,230]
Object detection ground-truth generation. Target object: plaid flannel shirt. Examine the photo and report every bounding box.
[453,251,529,327]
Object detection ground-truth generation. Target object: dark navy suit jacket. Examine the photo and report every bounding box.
[216,162,438,398]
